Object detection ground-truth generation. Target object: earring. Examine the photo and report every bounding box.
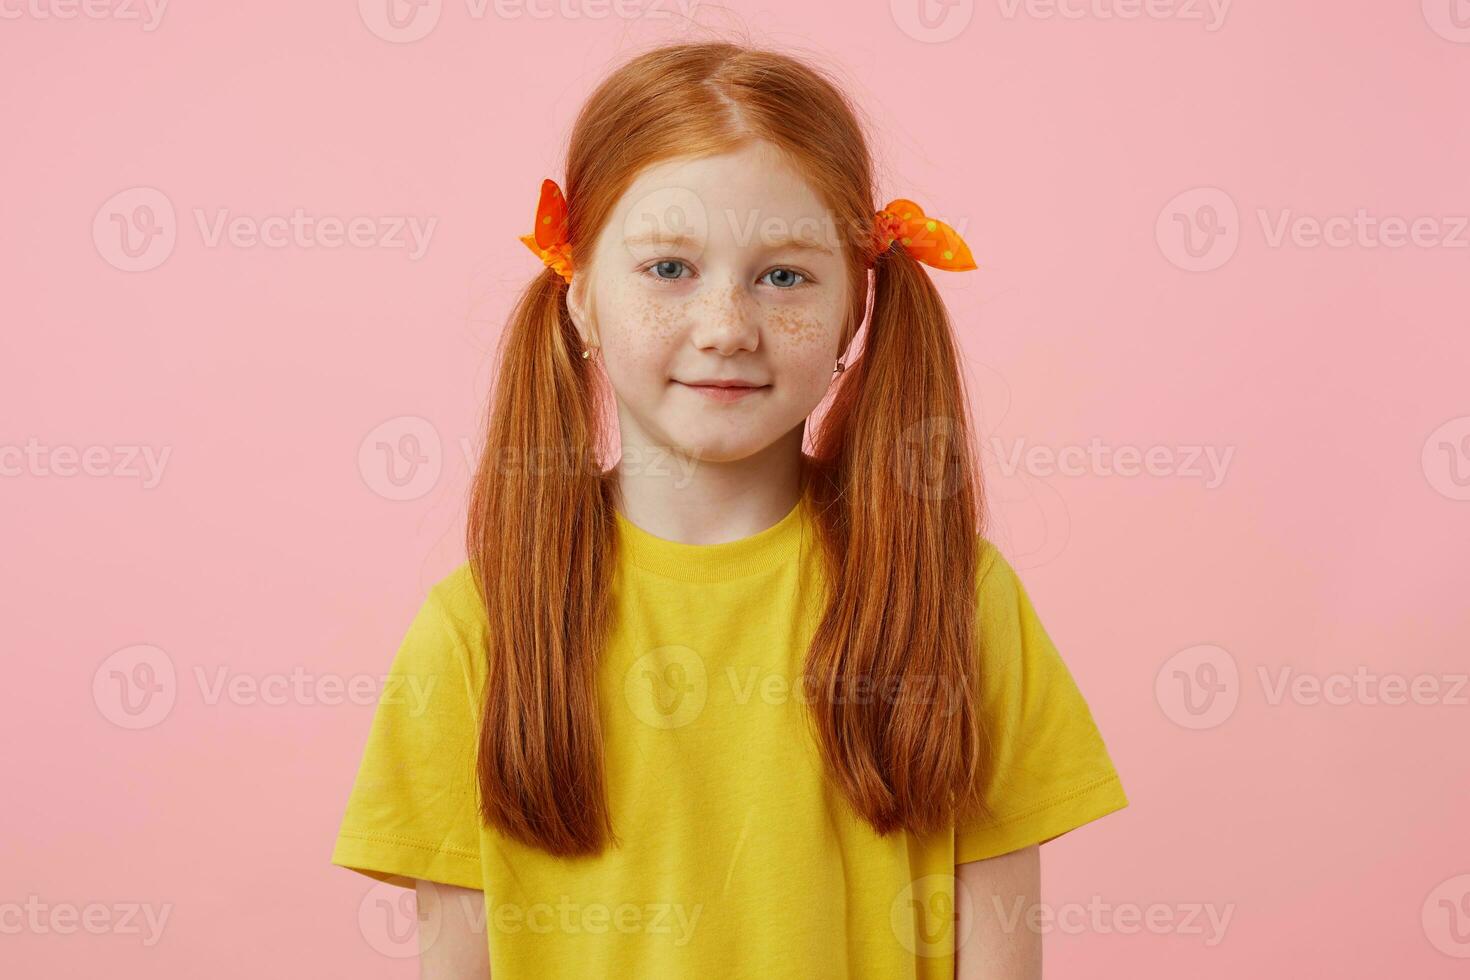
[833,359,845,374]
[582,347,599,360]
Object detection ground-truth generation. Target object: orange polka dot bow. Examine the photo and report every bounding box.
[519,178,574,284]
[872,198,977,272]
[521,179,976,282]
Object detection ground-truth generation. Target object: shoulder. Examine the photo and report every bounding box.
[973,536,1048,657]
[975,535,1021,602]
[421,562,489,651]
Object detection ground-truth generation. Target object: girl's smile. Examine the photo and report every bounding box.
[671,377,772,402]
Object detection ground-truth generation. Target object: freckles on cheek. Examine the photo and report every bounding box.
[602,280,685,346]
[640,291,685,343]
[765,306,822,344]
[599,281,687,374]
[763,300,843,370]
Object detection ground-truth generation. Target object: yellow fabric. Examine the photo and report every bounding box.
[331,496,1127,976]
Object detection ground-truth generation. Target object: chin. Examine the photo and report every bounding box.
[660,425,774,465]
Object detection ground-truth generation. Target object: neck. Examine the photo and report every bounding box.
[613,425,806,545]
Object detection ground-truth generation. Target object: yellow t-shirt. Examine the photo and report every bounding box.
[331,495,1127,977]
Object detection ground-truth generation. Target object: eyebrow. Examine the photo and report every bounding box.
[622,230,836,256]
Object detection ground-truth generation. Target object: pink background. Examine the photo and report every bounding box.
[3,1,1468,976]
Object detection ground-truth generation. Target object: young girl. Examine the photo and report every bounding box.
[332,40,1127,979]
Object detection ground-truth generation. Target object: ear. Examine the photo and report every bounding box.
[565,275,597,349]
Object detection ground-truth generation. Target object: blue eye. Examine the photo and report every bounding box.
[762,268,808,288]
[644,260,689,282]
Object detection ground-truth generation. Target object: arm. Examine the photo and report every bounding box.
[416,880,490,979]
[955,845,1041,980]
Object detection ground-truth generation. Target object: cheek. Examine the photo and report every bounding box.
[762,298,844,375]
[597,280,685,372]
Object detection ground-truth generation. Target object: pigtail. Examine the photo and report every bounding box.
[805,242,992,836]
[466,268,619,857]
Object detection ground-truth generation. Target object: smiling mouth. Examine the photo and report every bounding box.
[673,380,770,401]
[674,380,767,388]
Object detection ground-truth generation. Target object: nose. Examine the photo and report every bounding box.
[687,278,760,356]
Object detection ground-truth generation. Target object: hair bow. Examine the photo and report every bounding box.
[873,199,976,272]
[520,178,574,284]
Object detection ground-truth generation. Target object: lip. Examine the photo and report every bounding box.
[674,379,770,402]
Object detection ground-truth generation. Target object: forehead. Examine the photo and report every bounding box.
[605,141,835,251]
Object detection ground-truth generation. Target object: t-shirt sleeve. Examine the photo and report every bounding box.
[330,587,484,890]
[954,541,1129,864]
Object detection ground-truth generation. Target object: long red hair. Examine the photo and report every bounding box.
[466,40,990,857]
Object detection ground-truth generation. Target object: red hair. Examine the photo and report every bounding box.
[466,40,990,856]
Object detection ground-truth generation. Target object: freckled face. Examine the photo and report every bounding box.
[568,142,852,465]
